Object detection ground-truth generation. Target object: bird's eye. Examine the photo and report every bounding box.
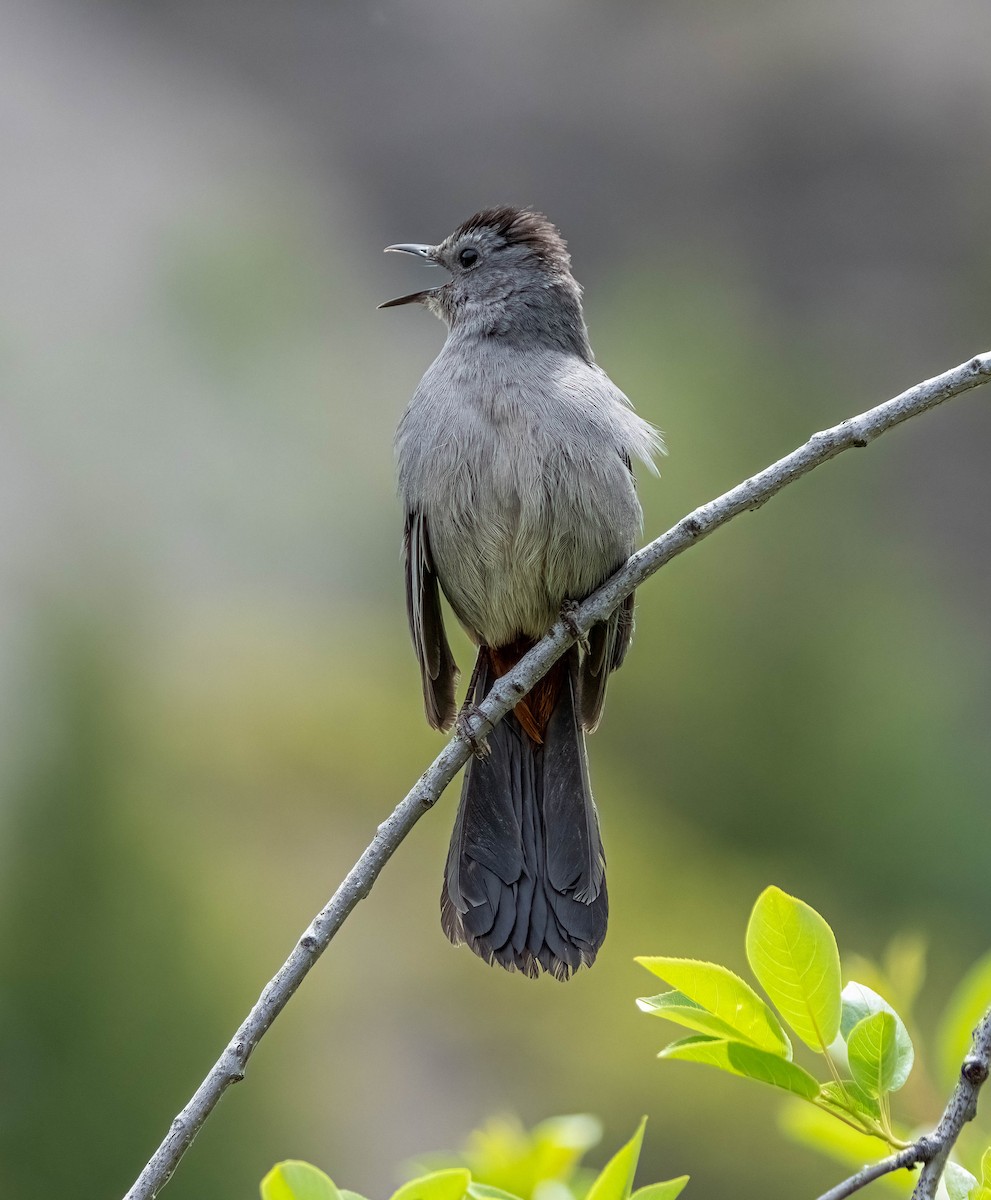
[459,247,479,268]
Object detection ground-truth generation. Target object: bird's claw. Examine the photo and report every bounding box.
[456,703,491,759]
[560,599,586,644]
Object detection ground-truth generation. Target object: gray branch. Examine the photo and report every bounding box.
[124,352,991,1199]
[814,1005,991,1200]
[815,1145,928,1200]
[911,1006,991,1199]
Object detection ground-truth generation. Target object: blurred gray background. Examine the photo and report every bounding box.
[1,1,989,1197]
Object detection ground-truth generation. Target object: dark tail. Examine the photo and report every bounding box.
[441,647,607,979]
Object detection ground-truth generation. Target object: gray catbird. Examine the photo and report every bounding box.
[382,207,661,979]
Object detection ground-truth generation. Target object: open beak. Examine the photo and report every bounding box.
[379,243,441,309]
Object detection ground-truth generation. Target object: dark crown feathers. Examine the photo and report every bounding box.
[453,207,572,274]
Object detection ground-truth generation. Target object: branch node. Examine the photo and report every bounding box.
[299,934,318,953]
[682,515,703,537]
[962,1056,988,1086]
[913,1135,937,1163]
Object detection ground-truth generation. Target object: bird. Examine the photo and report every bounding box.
[381,207,661,979]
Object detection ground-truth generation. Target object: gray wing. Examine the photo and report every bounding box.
[404,510,459,731]
[580,454,637,732]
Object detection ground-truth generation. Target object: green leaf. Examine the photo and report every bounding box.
[847,1012,899,1097]
[261,1162,342,1200]
[658,1035,820,1099]
[841,982,914,1091]
[429,1112,599,1199]
[466,1186,522,1200]
[532,1113,602,1152]
[817,1080,882,1125]
[529,1186,573,1200]
[944,1162,979,1200]
[745,886,842,1051]
[637,990,765,1044]
[937,952,991,1087]
[530,1114,602,1183]
[629,1178,690,1200]
[982,1148,991,1186]
[636,957,791,1057]
[842,937,925,1033]
[390,1169,471,1200]
[341,1192,372,1200]
[584,1118,646,1200]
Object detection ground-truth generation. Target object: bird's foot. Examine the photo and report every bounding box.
[456,702,491,759]
[560,599,587,645]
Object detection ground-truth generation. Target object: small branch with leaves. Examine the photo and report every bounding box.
[815,996,991,1200]
[816,994,991,1200]
[123,353,991,1200]
[637,886,991,1200]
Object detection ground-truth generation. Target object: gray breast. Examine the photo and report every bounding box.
[396,341,653,646]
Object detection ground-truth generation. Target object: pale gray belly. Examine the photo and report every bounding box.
[426,443,639,646]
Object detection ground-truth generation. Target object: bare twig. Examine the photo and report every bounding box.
[124,352,991,1199]
[815,1144,926,1200]
[814,1006,991,1200]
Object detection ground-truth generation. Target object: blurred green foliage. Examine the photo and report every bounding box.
[0,618,274,1197]
[415,1113,604,1199]
[260,1117,688,1200]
